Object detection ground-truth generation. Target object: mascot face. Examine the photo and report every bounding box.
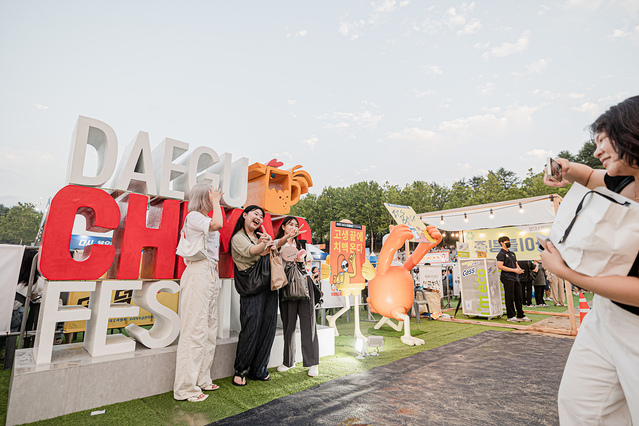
[341,258,349,272]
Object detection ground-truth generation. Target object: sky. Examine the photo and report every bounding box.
[1,0,638,210]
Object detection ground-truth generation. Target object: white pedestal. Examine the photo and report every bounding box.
[6,325,334,425]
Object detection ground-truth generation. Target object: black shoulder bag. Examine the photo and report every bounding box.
[234,254,271,296]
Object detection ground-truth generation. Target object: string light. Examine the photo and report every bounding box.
[440,215,444,225]
[489,209,494,219]
[464,213,468,222]
[519,203,524,213]
[442,232,447,237]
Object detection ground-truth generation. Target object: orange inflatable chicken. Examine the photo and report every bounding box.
[368,224,442,346]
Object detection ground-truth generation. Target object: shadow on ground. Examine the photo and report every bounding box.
[211,330,573,426]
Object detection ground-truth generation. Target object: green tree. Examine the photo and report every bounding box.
[0,204,9,217]
[575,140,604,169]
[557,150,576,162]
[0,203,43,245]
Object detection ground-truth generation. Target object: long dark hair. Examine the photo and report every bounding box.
[18,248,41,284]
[231,205,265,239]
[275,216,302,250]
[590,95,639,167]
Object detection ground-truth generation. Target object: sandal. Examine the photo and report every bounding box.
[187,393,208,402]
[250,374,270,381]
[232,372,247,387]
[201,383,220,391]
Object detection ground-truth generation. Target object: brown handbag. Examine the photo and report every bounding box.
[270,250,288,290]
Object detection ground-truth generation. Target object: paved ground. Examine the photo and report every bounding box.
[211,330,574,426]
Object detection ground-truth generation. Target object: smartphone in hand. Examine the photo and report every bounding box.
[546,158,562,183]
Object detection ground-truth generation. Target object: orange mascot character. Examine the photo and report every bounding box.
[245,159,312,215]
[368,224,442,346]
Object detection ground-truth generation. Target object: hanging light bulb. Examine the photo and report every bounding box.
[489,209,494,219]
[464,213,468,222]
[442,232,447,238]
[519,203,524,213]
[440,215,444,225]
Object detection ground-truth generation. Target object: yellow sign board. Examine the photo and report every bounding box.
[384,203,436,243]
[64,290,179,333]
[462,226,550,261]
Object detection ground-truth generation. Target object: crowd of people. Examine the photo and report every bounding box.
[173,189,321,402]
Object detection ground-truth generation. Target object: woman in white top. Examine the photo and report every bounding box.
[173,184,223,403]
[275,216,320,377]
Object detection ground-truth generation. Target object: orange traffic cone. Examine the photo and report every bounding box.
[579,291,590,324]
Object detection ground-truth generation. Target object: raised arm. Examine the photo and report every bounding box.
[544,158,606,190]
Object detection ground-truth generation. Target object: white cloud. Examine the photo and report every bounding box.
[287,29,308,39]
[423,65,443,75]
[414,89,435,98]
[487,30,531,58]
[34,104,48,110]
[273,151,294,165]
[538,4,551,15]
[457,19,482,36]
[457,163,472,173]
[474,41,490,49]
[354,165,377,176]
[438,104,541,137]
[286,99,297,106]
[564,0,605,11]
[443,7,467,27]
[304,136,319,151]
[526,148,554,164]
[338,19,366,40]
[611,28,630,38]
[571,102,600,117]
[477,82,495,94]
[319,109,383,130]
[526,58,548,73]
[387,127,438,142]
[567,92,585,99]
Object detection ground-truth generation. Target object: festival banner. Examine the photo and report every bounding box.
[462,225,550,261]
[328,221,367,292]
[384,203,436,243]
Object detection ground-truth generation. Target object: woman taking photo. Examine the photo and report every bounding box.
[275,216,320,377]
[173,184,223,402]
[542,95,639,424]
[229,205,274,386]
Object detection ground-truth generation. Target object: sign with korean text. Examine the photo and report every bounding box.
[384,203,436,243]
[462,226,548,261]
[419,251,451,264]
[329,221,367,285]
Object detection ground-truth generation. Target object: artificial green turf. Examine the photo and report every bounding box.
[2,297,585,426]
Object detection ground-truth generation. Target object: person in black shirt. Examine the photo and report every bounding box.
[519,260,535,306]
[496,236,530,322]
[542,95,639,424]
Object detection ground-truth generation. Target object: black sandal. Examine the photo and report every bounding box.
[232,372,246,387]
[249,374,270,381]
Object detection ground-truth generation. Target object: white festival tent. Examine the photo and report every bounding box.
[418,194,561,232]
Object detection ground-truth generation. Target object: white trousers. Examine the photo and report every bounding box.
[173,260,220,400]
[558,295,639,425]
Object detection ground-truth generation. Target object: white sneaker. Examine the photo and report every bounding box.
[277,364,292,372]
[308,365,319,377]
[519,316,532,322]
[507,317,520,322]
